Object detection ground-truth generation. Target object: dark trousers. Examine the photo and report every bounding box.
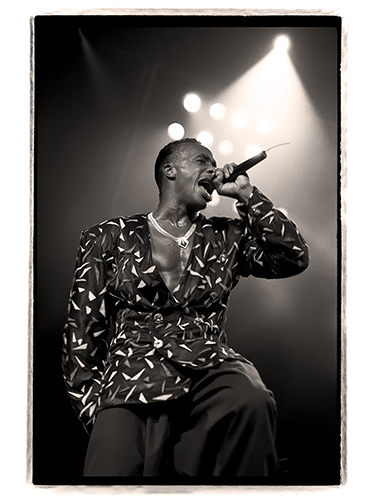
[83,359,278,477]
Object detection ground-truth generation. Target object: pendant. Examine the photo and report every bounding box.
[177,238,189,249]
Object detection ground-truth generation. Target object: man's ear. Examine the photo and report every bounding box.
[162,163,177,180]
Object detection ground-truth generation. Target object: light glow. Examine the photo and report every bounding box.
[183,93,201,113]
[231,110,249,130]
[245,144,262,159]
[167,122,185,140]
[218,139,234,156]
[197,131,214,147]
[187,34,322,213]
[209,103,226,120]
[256,117,274,134]
[274,35,290,51]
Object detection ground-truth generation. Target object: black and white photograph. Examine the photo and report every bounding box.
[32,14,341,487]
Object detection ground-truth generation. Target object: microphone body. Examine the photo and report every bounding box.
[224,150,268,183]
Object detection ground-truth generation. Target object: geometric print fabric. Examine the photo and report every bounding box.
[62,186,309,432]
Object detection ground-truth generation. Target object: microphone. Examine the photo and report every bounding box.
[223,142,290,184]
[224,151,267,183]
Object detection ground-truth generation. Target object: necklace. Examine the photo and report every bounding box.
[168,219,186,228]
[148,212,196,249]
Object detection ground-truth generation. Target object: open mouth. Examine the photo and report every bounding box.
[198,178,214,202]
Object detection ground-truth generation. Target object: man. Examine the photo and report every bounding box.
[62,138,309,478]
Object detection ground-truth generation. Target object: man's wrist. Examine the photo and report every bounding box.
[236,185,253,205]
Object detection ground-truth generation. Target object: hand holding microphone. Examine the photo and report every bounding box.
[213,142,289,203]
[213,163,253,203]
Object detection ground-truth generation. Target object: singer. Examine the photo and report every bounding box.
[62,138,309,479]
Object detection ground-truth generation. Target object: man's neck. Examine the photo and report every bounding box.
[153,197,198,228]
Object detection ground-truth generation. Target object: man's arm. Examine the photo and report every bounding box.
[214,164,309,279]
[236,186,309,278]
[62,227,110,433]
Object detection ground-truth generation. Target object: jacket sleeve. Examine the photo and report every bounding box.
[62,227,110,433]
[236,186,310,279]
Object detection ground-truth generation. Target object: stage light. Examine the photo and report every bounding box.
[167,122,185,140]
[231,110,249,130]
[256,117,274,134]
[209,103,226,120]
[245,144,262,159]
[218,139,234,156]
[274,35,290,51]
[197,131,214,147]
[183,93,201,113]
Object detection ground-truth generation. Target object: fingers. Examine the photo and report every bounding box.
[212,162,252,201]
[214,163,236,183]
[214,168,224,183]
[222,162,236,180]
[213,163,251,198]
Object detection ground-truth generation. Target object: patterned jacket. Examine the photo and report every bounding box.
[62,186,309,431]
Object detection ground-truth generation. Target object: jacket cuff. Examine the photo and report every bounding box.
[235,186,274,219]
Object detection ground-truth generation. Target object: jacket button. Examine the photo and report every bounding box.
[153,313,164,323]
[218,253,227,263]
[153,338,163,348]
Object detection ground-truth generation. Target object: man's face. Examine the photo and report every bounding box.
[171,142,217,211]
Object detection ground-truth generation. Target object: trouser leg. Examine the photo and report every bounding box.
[83,404,171,476]
[83,359,277,478]
[173,359,278,477]
[83,407,144,476]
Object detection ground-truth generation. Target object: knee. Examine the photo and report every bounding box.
[224,374,276,418]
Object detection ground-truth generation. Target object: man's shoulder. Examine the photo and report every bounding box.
[81,214,148,238]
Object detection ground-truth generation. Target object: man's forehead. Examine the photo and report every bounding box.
[177,142,215,160]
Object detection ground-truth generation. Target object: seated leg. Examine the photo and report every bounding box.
[83,404,171,476]
[173,359,278,477]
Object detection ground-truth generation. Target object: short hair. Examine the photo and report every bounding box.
[154,138,201,190]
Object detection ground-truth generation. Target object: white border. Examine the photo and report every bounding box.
[2,1,373,498]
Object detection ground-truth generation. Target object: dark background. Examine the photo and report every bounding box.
[33,15,341,485]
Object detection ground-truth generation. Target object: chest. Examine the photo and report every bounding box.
[148,224,193,293]
[104,215,243,306]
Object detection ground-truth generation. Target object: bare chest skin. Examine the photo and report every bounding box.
[148,222,194,294]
